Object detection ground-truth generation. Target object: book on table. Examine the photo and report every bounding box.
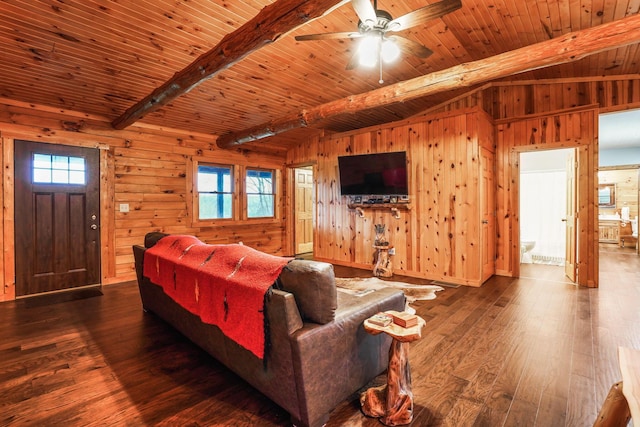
[391,311,419,328]
[368,312,393,327]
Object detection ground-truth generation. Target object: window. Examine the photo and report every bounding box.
[33,153,86,184]
[197,164,233,219]
[246,169,275,218]
[189,158,278,225]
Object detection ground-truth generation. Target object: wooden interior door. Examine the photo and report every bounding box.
[14,141,101,297]
[294,167,314,255]
[565,149,577,282]
[480,147,496,282]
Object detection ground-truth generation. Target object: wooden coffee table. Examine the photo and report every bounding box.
[361,310,426,426]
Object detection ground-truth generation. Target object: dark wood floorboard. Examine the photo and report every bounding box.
[1,248,639,426]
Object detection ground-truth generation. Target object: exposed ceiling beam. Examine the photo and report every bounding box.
[217,12,640,148]
[111,0,349,130]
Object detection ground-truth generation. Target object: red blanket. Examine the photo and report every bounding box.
[143,235,292,359]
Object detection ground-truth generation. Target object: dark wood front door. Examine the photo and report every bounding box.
[15,141,101,297]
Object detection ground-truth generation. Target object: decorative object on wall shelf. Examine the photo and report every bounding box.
[355,207,365,218]
[374,224,388,246]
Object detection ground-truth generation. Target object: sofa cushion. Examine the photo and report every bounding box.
[276,260,337,324]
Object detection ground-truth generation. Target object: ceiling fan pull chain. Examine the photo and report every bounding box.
[379,38,384,84]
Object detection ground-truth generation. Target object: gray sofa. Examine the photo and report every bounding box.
[133,232,405,427]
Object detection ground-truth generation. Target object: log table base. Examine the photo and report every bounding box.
[361,339,414,425]
[361,311,425,426]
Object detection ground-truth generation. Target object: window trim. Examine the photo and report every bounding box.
[188,157,281,227]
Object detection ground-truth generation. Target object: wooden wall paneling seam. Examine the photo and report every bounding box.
[0,134,3,299]
[468,112,480,281]
[0,135,4,300]
[101,147,116,283]
[1,137,15,301]
[284,166,294,256]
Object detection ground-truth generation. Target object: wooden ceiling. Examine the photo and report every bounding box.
[1,0,639,150]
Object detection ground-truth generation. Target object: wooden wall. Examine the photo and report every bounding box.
[1,75,636,299]
[288,108,495,286]
[494,108,599,286]
[427,75,640,119]
[0,99,287,301]
[422,75,640,286]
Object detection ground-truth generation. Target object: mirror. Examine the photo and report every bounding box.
[598,183,616,207]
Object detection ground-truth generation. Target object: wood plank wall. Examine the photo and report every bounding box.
[0,99,287,301]
[423,75,640,286]
[494,108,599,287]
[1,75,638,299]
[428,76,640,120]
[288,108,494,286]
[290,76,640,287]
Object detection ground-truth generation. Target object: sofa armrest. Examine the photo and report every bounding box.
[267,289,304,336]
[133,244,145,287]
[288,288,406,427]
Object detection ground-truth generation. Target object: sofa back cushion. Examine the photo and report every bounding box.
[145,232,168,248]
[141,232,337,324]
[277,260,337,324]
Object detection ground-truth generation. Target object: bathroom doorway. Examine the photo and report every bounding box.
[519,148,576,283]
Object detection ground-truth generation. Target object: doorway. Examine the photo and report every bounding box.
[519,148,576,283]
[293,166,314,256]
[14,141,101,297]
[598,109,640,258]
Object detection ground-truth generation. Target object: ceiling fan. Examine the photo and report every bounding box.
[295,0,462,82]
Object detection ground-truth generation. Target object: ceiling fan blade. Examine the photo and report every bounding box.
[387,0,462,32]
[351,0,377,28]
[295,31,363,41]
[388,36,433,58]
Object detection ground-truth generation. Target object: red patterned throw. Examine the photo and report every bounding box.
[143,235,292,359]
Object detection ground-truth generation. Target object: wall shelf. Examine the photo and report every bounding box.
[348,203,411,219]
[347,203,411,211]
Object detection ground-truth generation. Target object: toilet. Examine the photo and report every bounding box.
[520,240,536,263]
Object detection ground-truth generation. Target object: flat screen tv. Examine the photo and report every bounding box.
[338,151,408,196]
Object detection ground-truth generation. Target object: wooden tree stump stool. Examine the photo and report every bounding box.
[361,311,426,426]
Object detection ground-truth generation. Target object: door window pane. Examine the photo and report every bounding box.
[32,153,86,185]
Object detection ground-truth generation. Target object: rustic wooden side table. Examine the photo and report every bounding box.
[361,310,426,426]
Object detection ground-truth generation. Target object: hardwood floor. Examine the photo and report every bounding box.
[1,250,639,426]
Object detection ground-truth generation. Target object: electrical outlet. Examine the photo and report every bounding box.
[119,203,130,213]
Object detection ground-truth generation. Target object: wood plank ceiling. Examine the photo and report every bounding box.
[1,0,639,151]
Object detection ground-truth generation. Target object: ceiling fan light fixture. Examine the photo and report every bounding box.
[358,35,380,67]
[381,38,400,63]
